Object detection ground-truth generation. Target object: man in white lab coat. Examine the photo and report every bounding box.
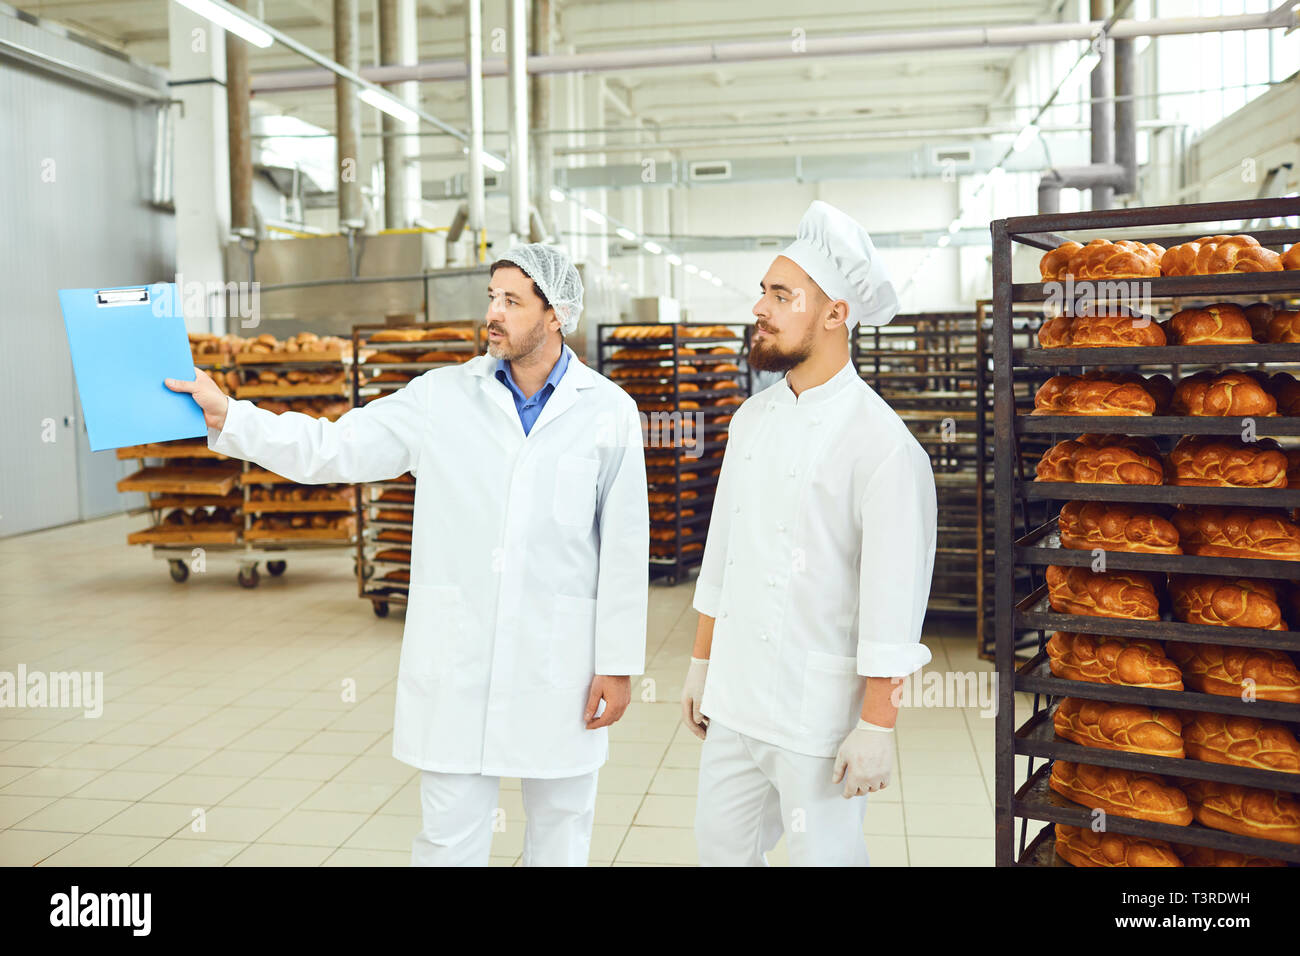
[679,201,937,866]
[166,244,649,867]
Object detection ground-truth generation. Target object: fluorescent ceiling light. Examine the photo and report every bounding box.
[643,241,663,254]
[616,227,637,241]
[698,270,713,281]
[684,264,699,274]
[937,234,952,248]
[947,221,961,234]
[666,254,683,266]
[710,277,722,287]
[549,188,566,203]
[174,0,273,48]
[582,207,606,225]
[359,89,418,125]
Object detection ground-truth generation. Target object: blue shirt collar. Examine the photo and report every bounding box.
[494,344,570,405]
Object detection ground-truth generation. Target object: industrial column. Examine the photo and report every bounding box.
[334,0,363,230]
[507,0,529,243]
[225,0,253,237]
[378,0,420,229]
[464,0,486,263]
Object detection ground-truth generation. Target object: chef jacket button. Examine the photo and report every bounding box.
[727,557,734,567]
[720,610,728,619]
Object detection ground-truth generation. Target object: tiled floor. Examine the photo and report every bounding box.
[1,513,1006,866]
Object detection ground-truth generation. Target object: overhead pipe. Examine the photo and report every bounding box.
[1089,0,1115,210]
[378,0,419,229]
[464,0,486,263]
[1038,16,1139,213]
[250,12,1292,92]
[334,0,363,230]
[507,0,530,240]
[226,0,255,235]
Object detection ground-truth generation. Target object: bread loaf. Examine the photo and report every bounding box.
[1167,641,1300,702]
[1053,697,1185,757]
[1285,243,1300,270]
[1182,711,1300,773]
[1265,309,1300,344]
[1172,843,1285,867]
[1035,434,1164,484]
[1243,303,1275,341]
[1181,780,1300,844]
[1171,371,1278,417]
[1058,500,1180,554]
[1046,631,1183,689]
[1168,574,1287,630]
[1167,435,1288,488]
[1172,506,1300,562]
[1167,304,1255,345]
[1040,241,1084,281]
[1046,565,1161,620]
[1050,760,1192,824]
[1033,372,1158,416]
[1054,823,1181,867]
[1161,235,1283,275]
[1036,310,1166,348]
[1063,239,1165,279]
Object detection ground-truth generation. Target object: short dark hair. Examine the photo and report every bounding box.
[489,260,552,312]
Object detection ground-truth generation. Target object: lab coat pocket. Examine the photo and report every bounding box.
[548,594,598,688]
[553,454,600,528]
[799,651,864,735]
[400,584,463,679]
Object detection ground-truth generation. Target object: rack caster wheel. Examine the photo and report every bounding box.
[372,600,389,618]
[169,560,189,583]
[238,565,260,589]
[266,560,287,576]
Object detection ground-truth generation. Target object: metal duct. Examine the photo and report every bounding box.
[334,0,363,229]
[1090,0,1115,210]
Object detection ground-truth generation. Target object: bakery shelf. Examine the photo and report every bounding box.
[118,442,230,461]
[1015,518,1300,578]
[1015,587,1300,654]
[117,465,241,496]
[599,322,751,585]
[1013,764,1300,863]
[1016,706,1300,793]
[234,349,345,365]
[1018,481,1300,507]
[127,527,240,546]
[1017,343,1300,367]
[245,525,355,542]
[1016,651,1300,724]
[993,197,1300,866]
[1018,414,1300,436]
[236,383,349,399]
[352,320,484,617]
[244,499,354,514]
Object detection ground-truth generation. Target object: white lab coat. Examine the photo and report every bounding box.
[208,345,649,778]
[692,359,936,759]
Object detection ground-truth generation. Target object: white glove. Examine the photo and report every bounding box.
[680,657,710,740]
[831,719,895,798]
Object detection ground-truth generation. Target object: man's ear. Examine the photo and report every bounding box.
[822,299,850,332]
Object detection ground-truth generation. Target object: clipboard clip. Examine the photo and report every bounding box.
[96,288,150,307]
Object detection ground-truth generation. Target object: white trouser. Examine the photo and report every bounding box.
[695,720,870,867]
[411,769,599,867]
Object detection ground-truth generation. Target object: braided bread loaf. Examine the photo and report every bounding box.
[1058,500,1181,554]
[1046,631,1183,689]
[1054,823,1181,867]
[1066,239,1165,279]
[1053,697,1185,757]
[1161,234,1283,275]
[1167,304,1255,345]
[1167,641,1300,702]
[1035,434,1164,485]
[1050,760,1192,824]
[1172,506,1300,561]
[1181,780,1300,844]
[1046,565,1161,620]
[1181,711,1300,773]
[1168,574,1288,630]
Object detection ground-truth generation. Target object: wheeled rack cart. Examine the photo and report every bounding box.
[120,337,357,587]
[596,322,751,585]
[352,320,484,617]
[992,197,1300,866]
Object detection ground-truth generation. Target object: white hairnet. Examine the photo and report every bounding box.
[498,244,584,335]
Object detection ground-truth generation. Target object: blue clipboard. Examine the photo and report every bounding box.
[59,283,207,452]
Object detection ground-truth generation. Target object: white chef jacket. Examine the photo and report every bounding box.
[692,358,937,759]
[207,345,649,778]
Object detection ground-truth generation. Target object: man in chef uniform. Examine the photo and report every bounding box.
[166,244,649,867]
[679,201,937,866]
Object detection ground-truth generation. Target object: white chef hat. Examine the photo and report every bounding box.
[779,200,898,330]
[497,243,585,335]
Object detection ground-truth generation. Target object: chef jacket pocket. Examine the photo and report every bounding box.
[400,584,463,679]
[548,594,598,689]
[799,651,864,735]
[553,454,600,528]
